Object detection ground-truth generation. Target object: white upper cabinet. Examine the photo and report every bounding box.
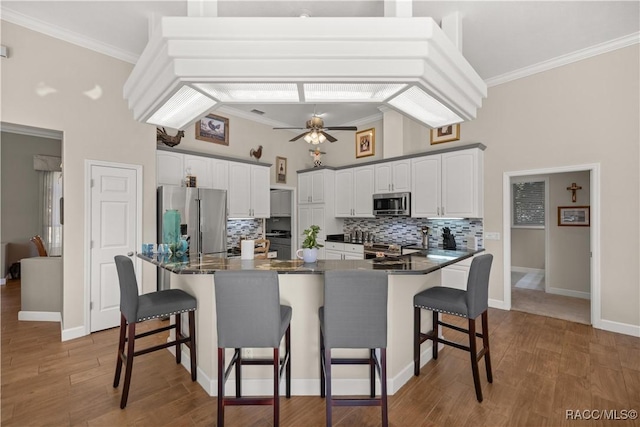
[270,190,292,217]
[374,159,411,194]
[228,162,270,218]
[411,148,483,218]
[184,154,212,188]
[335,166,374,218]
[210,158,229,191]
[298,170,326,204]
[157,151,184,186]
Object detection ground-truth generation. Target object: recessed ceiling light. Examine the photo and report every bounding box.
[146,86,216,129]
[304,83,407,102]
[194,83,299,102]
[387,86,462,128]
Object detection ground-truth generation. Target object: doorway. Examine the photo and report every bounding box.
[503,164,601,328]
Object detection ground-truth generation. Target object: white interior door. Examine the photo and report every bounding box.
[90,164,139,332]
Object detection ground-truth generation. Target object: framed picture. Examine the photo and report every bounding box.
[355,128,375,158]
[276,156,287,184]
[196,114,229,145]
[430,124,460,144]
[558,206,590,226]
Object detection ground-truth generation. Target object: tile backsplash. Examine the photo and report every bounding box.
[343,217,483,249]
[227,219,263,249]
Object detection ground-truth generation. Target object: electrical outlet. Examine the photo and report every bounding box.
[484,232,501,240]
[242,348,253,358]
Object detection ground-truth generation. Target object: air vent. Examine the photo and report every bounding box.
[250,109,265,115]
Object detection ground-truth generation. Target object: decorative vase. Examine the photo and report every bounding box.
[296,247,318,263]
[162,209,181,253]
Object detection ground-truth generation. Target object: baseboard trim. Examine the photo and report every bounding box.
[512,266,544,274]
[598,319,640,337]
[546,286,591,300]
[61,325,86,341]
[489,298,509,310]
[18,310,62,322]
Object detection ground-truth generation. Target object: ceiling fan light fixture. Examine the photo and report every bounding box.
[387,86,462,128]
[194,83,299,102]
[304,83,407,102]
[146,85,217,129]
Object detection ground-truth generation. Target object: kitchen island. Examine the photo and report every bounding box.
[138,248,483,397]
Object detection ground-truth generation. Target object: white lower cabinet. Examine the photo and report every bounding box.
[441,256,474,290]
[324,242,364,260]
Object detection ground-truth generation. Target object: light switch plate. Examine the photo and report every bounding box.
[484,232,501,240]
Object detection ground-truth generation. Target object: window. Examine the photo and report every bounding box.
[512,180,545,228]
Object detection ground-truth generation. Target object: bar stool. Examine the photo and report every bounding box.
[319,270,389,427]
[113,255,197,409]
[413,254,493,402]
[214,271,292,427]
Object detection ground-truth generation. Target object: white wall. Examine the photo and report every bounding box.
[401,46,639,328]
[1,22,157,333]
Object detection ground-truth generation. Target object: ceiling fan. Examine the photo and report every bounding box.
[274,115,357,144]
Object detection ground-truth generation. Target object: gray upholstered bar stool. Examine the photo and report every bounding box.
[113,255,197,409]
[319,270,389,427]
[414,253,493,402]
[214,271,292,427]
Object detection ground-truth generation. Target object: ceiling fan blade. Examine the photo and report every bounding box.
[274,127,305,130]
[289,132,309,142]
[325,126,358,131]
[320,131,337,143]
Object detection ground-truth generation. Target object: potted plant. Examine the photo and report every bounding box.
[297,225,323,263]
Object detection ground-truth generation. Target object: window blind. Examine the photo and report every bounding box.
[512,181,545,227]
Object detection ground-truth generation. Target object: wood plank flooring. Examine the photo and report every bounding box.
[2,279,639,426]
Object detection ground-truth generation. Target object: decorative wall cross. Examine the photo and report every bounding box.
[566,182,582,203]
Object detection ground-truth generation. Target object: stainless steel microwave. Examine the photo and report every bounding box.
[373,192,411,217]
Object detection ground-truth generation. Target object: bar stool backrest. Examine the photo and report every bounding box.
[214,270,282,348]
[465,254,493,319]
[323,270,388,349]
[114,255,140,323]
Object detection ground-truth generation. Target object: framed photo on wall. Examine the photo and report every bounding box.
[355,128,375,158]
[196,114,229,145]
[557,206,590,226]
[430,124,460,144]
[276,156,287,184]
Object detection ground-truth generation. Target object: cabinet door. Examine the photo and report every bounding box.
[298,174,311,204]
[270,190,281,216]
[441,265,469,290]
[157,152,184,186]
[325,250,343,260]
[281,190,292,216]
[353,166,374,217]
[344,253,364,260]
[335,169,353,217]
[251,165,270,218]
[184,155,212,188]
[298,206,311,238]
[311,171,325,203]
[442,150,479,217]
[311,206,326,240]
[228,162,251,217]
[211,158,229,192]
[411,156,441,217]
[374,163,393,193]
[392,160,411,192]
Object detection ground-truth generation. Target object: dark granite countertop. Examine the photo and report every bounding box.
[138,248,484,275]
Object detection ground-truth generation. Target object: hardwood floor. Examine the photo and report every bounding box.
[2,279,639,426]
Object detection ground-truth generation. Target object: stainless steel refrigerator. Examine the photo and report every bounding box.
[157,186,227,290]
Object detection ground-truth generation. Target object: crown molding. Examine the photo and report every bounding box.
[486,32,640,87]
[1,122,63,140]
[0,7,139,64]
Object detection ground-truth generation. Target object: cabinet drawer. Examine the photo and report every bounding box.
[325,242,345,251]
[344,244,364,254]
